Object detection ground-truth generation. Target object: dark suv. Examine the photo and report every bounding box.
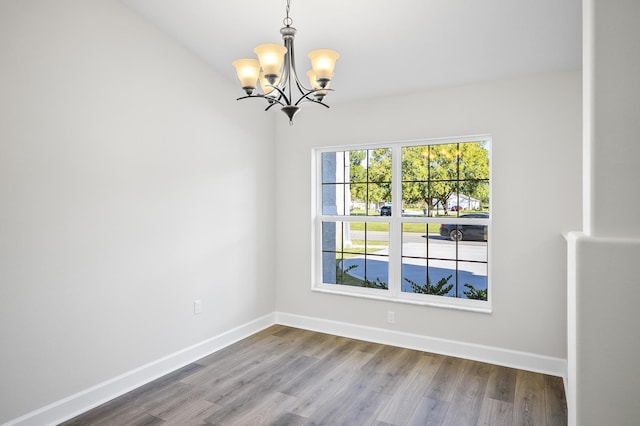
[380,205,392,216]
[439,213,488,241]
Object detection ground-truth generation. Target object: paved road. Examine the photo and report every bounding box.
[346,230,487,262]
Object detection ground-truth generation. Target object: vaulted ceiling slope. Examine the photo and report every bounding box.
[121,0,582,103]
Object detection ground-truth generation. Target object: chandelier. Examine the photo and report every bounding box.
[232,0,339,125]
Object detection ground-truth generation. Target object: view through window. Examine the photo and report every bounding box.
[315,137,491,310]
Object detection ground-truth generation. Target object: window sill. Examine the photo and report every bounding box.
[312,285,492,314]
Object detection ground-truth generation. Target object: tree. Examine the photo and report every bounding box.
[363,277,388,290]
[463,283,488,300]
[401,142,489,215]
[458,143,490,208]
[340,264,389,289]
[404,275,454,296]
[349,148,392,207]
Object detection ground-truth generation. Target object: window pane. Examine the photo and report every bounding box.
[369,183,391,216]
[457,237,488,263]
[322,221,389,291]
[430,226,458,260]
[429,143,459,182]
[323,149,393,217]
[367,148,392,183]
[401,222,429,293]
[322,183,343,215]
[402,142,489,217]
[473,180,490,213]
[401,182,431,216]
[402,223,457,296]
[459,141,489,214]
[349,150,368,183]
[351,148,392,215]
[402,223,429,250]
[434,181,459,216]
[448,190,485,215]
[345,221,365,254]
[321,152,344,184]
[364,255,389,289]
[322,221,343,285]
[348,183,367,215]
[365,224,390,255]
[322,221,342,252]
[402,220,491,298]
[321,151,347,215]
[402,259,457,297]
[438,221,488,243]
[459,142,490,180]
[401,146,430,181]
[401,146,430,216]
[401,258,427,292]
[458,261,488,300]
[323,252,341,284]
[401,222,488,298]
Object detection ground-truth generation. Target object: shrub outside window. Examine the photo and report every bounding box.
[314,136,491,311]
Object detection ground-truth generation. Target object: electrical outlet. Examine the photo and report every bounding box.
[387,310,395,323]
[194,300,202,315]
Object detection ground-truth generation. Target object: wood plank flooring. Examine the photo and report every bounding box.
[60,325,567,425]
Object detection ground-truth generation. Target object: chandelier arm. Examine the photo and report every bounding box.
[268,85,292,106]
[294,88,335,106]
[278,43,292,93]
[284,39,297,103]
[293,71,312,95]
[307,98,331,109]
[235,95,257,101]
[264,101,281,111]
[295,94,331,108]
[236,94,285,107]
[286,36,313,94]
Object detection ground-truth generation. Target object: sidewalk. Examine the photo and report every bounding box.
[339,242,487,298]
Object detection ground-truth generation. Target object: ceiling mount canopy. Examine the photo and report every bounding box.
[232,0,339,125]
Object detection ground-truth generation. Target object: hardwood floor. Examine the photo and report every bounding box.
[61,325,567,425]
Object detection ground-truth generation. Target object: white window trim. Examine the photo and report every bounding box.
[311,135,492,313]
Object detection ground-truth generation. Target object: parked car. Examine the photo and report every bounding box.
[450,205,463,211]
[439,213,488,241]
[380,204,392,216]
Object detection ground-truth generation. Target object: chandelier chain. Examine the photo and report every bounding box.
[283,0,293,27]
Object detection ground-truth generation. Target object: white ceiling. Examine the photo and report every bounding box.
[121,0,582,103]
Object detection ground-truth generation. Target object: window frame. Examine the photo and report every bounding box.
[312,135,492,313]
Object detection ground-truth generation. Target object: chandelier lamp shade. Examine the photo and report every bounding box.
[232,0,339,124]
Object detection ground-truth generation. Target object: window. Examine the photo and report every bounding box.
[314,136,491,311]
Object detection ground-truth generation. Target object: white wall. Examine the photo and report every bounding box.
[0,1,275,423]
[587,0,640,237]
[275,72,582,359]
[567,1,640,425]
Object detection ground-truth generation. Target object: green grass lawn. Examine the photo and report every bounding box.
[342,240,388,257]
[349,222,440,233]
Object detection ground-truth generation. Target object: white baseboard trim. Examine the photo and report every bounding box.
[4,313,275,426]
[275,311,567,378]
[5,311,568,426]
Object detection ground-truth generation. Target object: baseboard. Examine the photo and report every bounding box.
[3,313,275,426]
[275,311,567,378]
[5,311,567,425]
